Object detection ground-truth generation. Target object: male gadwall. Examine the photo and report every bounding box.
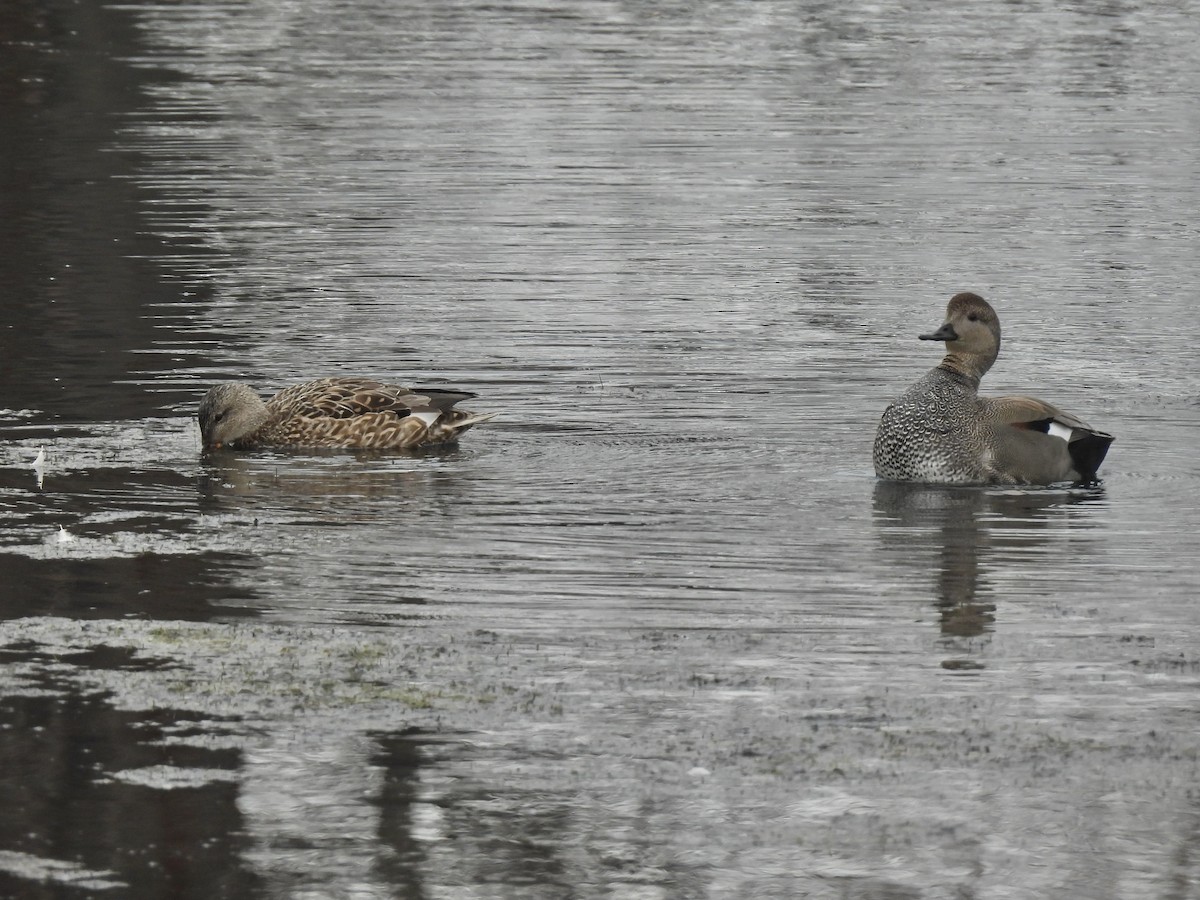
[198,377,493,451]
[873,292,1113,485]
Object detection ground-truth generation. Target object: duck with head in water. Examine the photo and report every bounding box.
[198,377,493,451]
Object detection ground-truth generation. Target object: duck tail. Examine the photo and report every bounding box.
[1069,430,1114,480]
[445,411,497,432]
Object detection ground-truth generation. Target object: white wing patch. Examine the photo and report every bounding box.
[410,411,440,427]
[1047,421,1074,442]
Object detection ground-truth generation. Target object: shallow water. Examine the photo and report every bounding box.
[2,0,1200,897]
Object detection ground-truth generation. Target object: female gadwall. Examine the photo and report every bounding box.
[198,377,493,451]
[873,292,1113,485]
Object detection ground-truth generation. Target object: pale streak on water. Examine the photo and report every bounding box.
[1,0,1199,897]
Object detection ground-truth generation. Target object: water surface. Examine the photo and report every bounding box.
[2,0,1199,897]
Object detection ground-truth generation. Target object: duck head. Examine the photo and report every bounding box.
[198,383,268,450]
[920,292,1002,380]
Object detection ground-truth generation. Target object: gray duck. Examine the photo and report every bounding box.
[873,292,1113,485]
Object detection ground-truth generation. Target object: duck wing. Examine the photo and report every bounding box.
[984,395,1104,437]
[270,378,476,420]
[985,395,1113,481]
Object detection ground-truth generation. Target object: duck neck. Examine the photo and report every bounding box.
[937,351,993,385]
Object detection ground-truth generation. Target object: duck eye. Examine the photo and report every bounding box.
[967,313,979,322]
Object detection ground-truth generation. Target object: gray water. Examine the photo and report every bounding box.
[2,1,1199,897]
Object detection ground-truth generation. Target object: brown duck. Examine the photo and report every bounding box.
[198,377,493,451]
[873,292,1113,485]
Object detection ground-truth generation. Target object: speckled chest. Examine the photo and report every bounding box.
[873,370,988,484]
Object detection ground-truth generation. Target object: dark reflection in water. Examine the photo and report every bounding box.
[0,0,216,421]
[873,481,1109,661]
[0,658,258,898]
[368,731,581,898]
[0,553,258,623]
[368,731,707,898]
[368,732,428,899]
[0,455,261,622]
[873,482,999,644]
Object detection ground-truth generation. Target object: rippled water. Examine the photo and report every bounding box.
[2,0,1199,897]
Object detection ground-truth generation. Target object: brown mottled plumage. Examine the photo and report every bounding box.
[198,377,493,451]
[873,292,1113,485]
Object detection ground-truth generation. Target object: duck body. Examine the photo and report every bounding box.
[198,377,492,451]
[873,293,1113,486]
[874,367,994,484]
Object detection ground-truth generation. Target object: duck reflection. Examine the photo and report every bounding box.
[198,447,480,522]
[872,482,1107,660]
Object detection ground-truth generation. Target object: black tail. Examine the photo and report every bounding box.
[1069,431,1114,480]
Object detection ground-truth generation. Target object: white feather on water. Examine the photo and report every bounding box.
[32,448,45,488]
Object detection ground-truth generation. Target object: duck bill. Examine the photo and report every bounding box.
[919,323,959,342]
